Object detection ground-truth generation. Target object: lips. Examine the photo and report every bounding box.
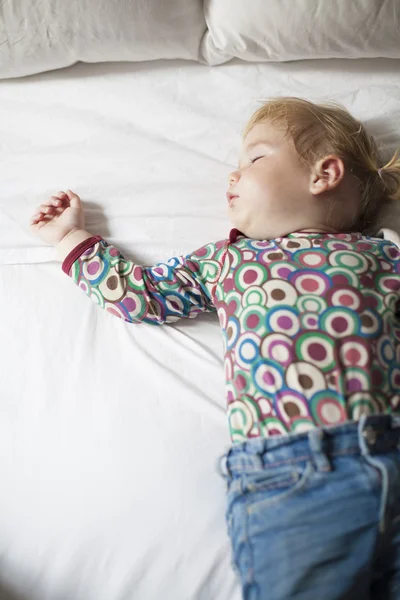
[227,192,238,205]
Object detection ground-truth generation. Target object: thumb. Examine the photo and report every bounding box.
[66,189,82,209]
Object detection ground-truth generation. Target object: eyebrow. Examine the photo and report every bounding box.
[238,141,270,169]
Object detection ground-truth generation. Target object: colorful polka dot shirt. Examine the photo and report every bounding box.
[62,229,400,443]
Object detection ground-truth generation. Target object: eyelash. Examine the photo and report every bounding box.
[250,155,264,164]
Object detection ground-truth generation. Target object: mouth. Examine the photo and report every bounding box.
[226,192,238,206]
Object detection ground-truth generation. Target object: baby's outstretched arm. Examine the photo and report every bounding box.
[30,190,221,325]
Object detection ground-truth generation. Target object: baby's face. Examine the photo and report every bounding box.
[227,122,312,239]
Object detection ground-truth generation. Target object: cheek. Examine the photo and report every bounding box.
[247,172,277,207]
[242,171,268,197]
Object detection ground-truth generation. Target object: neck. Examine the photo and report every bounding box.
[292,227,338,234]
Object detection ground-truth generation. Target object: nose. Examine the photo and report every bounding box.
[228,169,240,186]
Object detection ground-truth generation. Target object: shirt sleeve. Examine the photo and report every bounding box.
[62,235,228,325]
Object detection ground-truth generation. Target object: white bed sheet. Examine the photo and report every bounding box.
[1,57,400,600]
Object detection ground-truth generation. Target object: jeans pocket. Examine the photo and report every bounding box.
[244,460,314,514]
[243,464,301,493]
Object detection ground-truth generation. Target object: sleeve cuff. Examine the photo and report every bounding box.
[62,235,104,275]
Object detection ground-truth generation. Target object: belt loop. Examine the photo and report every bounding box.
[358,414,374,456]
[308,428,332,472]
[216,450,232,480]
[391,414,400,433]
[357,415,389,533]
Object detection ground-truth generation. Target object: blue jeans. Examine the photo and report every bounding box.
[217,415,400,600]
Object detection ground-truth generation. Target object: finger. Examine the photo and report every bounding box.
[40,197,58,208]
[65,189,81,208]
[31,212,45,223]
[50,196,63,207]
[33,219,48,229]
[38,204,54,214]
[30,216,51,228]
[54,192,68,202]
[36,203,51,212]
[31,211,52,221]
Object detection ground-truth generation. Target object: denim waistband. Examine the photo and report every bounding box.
[218,414,400,479]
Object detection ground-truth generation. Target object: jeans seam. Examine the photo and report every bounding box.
[246,471,299,492]
[361,454,389,534]
[245,488,256,596]
[231,447,360,474]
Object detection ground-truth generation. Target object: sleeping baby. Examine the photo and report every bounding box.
[30,97,400,600]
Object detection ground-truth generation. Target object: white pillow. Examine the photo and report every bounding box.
[201,0,400,65]
[0,0,206,79]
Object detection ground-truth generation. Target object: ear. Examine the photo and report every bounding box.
[309,155,345,196]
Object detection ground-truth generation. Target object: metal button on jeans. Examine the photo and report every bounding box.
[363,426,377,445]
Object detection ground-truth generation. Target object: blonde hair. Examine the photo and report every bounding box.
[243,97,400,234]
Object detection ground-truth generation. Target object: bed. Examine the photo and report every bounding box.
[1,1,400,599]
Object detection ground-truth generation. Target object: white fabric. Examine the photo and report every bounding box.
[202,0,400,65]
[2,0,400,79]
[0,0,206,79]
[1,56,400,600]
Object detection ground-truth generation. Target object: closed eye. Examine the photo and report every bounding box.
[250,155,264,164]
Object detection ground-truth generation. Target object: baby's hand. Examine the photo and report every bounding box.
[30,189,86,246]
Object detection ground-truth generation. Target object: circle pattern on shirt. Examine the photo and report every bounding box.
[339,337,370,368]
[226,315,241,350]
[234,370,250,393]
[325,266,358,287]
[235,263,268,291]
[377,335,395,366]
[310,390,347,426]
[261,333,294,368]
[376,273,400,294]
[259,417,289,438]
[236,332,261,370]
[320,307,360,338]
[280,237,312,251]
[83,254,109,285]
[344,367,370,393]
[241,305,268,337]
[225,291,242,316]
[289,270,331,295]
[364,289,384,311]
[359,309,382,338]
[108,253,134,276]
[252,359,284,395]
[295,332,336,371]
[326,287,364,312]
[81,242,102,262]
[297,295,327,314]
[266,306,300,336]
[301,313,320,330]
[384,292,398,312]
[290,418,316,433]
[218,306,228,330]
[225,355,234,381]
[389,365,400,390]
[269,261,298,280]
[262,279,298,307]
[295,249,328,269]
[275,389,310,426]
[98,266,127,302]
[329,250,369,274]
[242,286,267,306]
[92,231,399,443]
[228,400,254,441]
[285,361,326,399]
[325,240,355,252]
[348,392,379,420]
